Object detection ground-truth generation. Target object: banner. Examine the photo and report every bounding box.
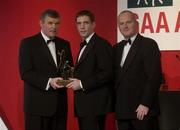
[118,0,180,50]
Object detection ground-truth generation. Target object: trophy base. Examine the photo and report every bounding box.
[57,79,72,86]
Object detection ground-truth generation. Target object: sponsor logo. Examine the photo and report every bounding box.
[128,0,173,8]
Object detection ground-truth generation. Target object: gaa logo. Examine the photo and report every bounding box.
[128,0,173,8]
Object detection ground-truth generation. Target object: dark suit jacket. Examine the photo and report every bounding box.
[74,33,113,117]
[19,33,73,116]
[113,34,162,119]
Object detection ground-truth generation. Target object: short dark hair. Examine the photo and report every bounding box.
[40,9,60,21]
[75,10,95,22]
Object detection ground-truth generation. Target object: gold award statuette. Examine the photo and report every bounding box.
[57,50,74,86]
[57,79,72,86]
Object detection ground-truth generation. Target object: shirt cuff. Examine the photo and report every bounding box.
[80,81,85,91]
[45,78,51,90]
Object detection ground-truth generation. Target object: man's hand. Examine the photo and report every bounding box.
[49,77,64,89]
[135,104,149,120]
[66,78,81,91]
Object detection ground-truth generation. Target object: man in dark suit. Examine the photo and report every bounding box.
[19,9,73,130]
[66,10,113,130]
[114,10,162,130]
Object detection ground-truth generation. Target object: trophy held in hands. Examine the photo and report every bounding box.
[57,50,74,86]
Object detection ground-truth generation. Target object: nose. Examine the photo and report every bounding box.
[52,23,56,28]
[80,23,85,29]
[123,23,128,27]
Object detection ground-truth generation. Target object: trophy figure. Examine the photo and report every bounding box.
[57,50,74,86]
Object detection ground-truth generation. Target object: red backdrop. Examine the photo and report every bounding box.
[0,0,180,130]
[0,0,117,130]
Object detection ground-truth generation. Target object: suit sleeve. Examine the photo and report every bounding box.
[19,39,49,90]
[140,39,162,107]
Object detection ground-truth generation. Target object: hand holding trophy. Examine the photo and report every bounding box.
[57,50,74,86]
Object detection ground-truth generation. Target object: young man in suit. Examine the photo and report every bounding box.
[19,9,73,130]
[114,10,162,130]
[66,10,113,130]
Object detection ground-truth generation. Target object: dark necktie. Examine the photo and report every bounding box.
[80,40,87,50]
[122,39,131,46]
[47,39,55,44]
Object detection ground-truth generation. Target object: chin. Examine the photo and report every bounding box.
[50,35,56,38]
[123,34,131,38]
[81,34,87,39]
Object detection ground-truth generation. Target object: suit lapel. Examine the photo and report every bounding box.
[55,39,64,68]
[75,47,82,67]
[78,41,94,64]
[114,42,125,87]
[118,34,141,80]
[38,33,57,68]
[115,43,124,68]
[75,34,96,67]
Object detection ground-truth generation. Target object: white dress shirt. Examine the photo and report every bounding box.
[41,31,57,66]
[78,32,95,90]
[120,34,137,67]
[41,31,57,90]
[78,32,94,61]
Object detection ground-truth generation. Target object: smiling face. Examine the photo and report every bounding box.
[76,15,95,39]
[40,16,60,39]
[118,11,138,39]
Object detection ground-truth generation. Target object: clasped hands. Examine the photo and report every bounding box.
[49,77,81,90]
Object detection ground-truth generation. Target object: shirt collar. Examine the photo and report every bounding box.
[41,30,51,43]
[124,33,137,45]
[84,32,95,44]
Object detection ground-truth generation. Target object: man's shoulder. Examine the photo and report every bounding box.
[93,33,111,47]
[113,42,122,49]
[137,34,156,43]
[93,33,107,42]
[19,33,41,51]
[55,36,70,44]
[21,33,41,43]
[137,34,159,51]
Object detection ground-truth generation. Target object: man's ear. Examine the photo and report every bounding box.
[92,22,96,29]
[39,20,43,28]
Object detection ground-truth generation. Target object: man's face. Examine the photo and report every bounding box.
[40,16,60,38]
[118,12,138,39]
[76,16,95,39]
